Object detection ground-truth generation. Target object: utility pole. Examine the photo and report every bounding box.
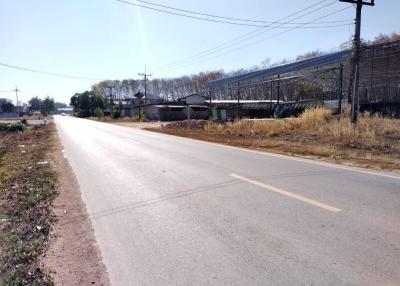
[138,65,152,105]
[236,81,240,121]
[277,74,281,105]
[338,64,344,115]
[14,85,20,116]
[339,0,374,123]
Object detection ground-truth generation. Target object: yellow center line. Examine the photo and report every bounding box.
[230,173,341,213]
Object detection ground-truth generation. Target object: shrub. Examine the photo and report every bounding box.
[77,109,91,118]
[112,109,121,119]
[93,107,103,118]
[0,122,25,132]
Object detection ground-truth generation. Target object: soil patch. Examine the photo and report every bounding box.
[43,126,110,285]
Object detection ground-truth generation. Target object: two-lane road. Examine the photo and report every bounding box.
[55,115,400,286]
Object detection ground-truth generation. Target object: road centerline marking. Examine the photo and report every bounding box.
[230,173,341,213]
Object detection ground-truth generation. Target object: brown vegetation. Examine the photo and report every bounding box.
[0,125,58,285]
[149,108,400,171]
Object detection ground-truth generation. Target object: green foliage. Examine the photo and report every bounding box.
[0,122,25,132]
[28,97,41,111]
[70,91,109,118]
[0,102,15,113]
[112,109,121,119]
[40,97,56,116]
[28,96,56,116]
[54,102,68,109]
[93,107,103,118]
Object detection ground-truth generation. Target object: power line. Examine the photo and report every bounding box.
[159,7,353,74]
[152,0,340,72]
[0,62,102,81]
[19,90,48,98]
[155,4,352,73]
[0,1,343,83]
[115,0,351,28]
[133,0,351,25]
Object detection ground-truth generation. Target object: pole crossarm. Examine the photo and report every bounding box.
[339,0,374,6]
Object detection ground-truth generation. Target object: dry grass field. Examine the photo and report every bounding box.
[149,107,400,171]
[0,125,58,285]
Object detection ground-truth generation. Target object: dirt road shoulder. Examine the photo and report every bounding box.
[43,126,110,286]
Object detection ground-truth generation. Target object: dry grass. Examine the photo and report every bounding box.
[205,108,400,151]
[90,115,146,123]
[150,107,400,171]
[206,108,332,137]
[0,125,58,285]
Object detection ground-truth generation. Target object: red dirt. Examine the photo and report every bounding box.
[43,130,110,285]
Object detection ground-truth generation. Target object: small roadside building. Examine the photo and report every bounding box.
[121,92,164,117]
[177,94,208,105]
[57,107,73,115]
[120,92,210,121]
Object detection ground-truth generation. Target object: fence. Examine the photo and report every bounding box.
[206,40,400,118]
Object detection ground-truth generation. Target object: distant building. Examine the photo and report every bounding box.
[57,107,73,115]
[116,92,210,121]
[177,94,207,105]
[134,91,163,105]
[121,92,163,117]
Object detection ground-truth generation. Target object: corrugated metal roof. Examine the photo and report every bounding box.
[205,50,351,89]
[211,100,281,104]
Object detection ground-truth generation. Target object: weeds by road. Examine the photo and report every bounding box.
[148,108,400,171]
[0,125,58,285]
[89,115,144,123]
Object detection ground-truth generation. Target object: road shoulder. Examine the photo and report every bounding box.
[43,129,110,285]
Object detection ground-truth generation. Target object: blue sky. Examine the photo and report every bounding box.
[0,0,398,104]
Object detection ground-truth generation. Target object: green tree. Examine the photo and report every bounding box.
[1,102,15,113]
[70,91,91,117]
[55,102,68,109]
[89,94,108,115]
[93,107,103,117]
[40,97,56,116]
[70,91,109,118]
[28,97,42,111]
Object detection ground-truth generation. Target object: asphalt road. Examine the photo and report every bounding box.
[55,115,400,286]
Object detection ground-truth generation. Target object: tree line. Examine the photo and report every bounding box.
[91,71,223,102]
[71,32,399,110]
[27,97,57,116]
[0,96,58,116]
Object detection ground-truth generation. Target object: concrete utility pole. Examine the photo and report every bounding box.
[236,81,240,121]
[138,65,152,105]
[338,64,344,115]
[339,0,374,123]
[277,74,281,105]
[14,85,20,116]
